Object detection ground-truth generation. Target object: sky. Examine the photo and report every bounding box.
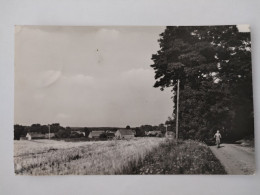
[14,25,249,127]
[14,26,173,127]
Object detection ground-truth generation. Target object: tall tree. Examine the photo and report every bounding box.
[151,26,253,141]
[14,125,26,140]
[84,127,90,137]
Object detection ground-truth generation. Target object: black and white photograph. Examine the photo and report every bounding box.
[14,25,255,175]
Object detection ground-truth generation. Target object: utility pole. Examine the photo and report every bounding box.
[48,124,50,140]
[176,79,180,141]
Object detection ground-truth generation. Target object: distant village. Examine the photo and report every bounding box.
[14,123,175,141]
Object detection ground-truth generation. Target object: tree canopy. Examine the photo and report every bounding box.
[151,26,253,141]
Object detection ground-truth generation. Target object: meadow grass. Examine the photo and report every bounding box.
[132,139,226,174]
[14,138,225,175]
[14,138,165,175]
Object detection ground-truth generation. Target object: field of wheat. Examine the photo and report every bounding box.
[14,138,165,175]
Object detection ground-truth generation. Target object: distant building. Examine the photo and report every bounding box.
[115,129,135,139]
[88,131,105,139]
[26,132,45,140]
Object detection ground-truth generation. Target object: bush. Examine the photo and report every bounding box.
[55,129,70,138]
[70,132,84,138]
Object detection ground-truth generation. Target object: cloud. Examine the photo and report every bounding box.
[62,74,94,85]
[120,68,155,88]
[56,113,70,119]
[121,68,153,78]
[96,28,120,40]
[33,93,45,99]
[36,70,62,88]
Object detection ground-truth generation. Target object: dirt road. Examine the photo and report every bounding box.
[210,144,255,174]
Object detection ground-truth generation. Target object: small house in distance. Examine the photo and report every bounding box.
[88,131,105,139]
[26,132,45,140]
[115,129,135,139]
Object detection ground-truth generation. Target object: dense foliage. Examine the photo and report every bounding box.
[151,26,253,141]
[14,125,26,140]
[14,123,76,139]
[14,123,168,140]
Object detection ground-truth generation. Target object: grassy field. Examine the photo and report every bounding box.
[14,138,225,175]
[14,138,165,175]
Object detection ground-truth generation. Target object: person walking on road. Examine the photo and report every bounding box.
[214,130,222,148]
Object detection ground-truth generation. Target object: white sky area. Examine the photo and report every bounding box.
[15,26,173,127]
[15,25,248,127]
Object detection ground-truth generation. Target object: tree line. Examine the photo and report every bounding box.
[14,123,89,140]
[151,26,254,141]
[14,123,167,140]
